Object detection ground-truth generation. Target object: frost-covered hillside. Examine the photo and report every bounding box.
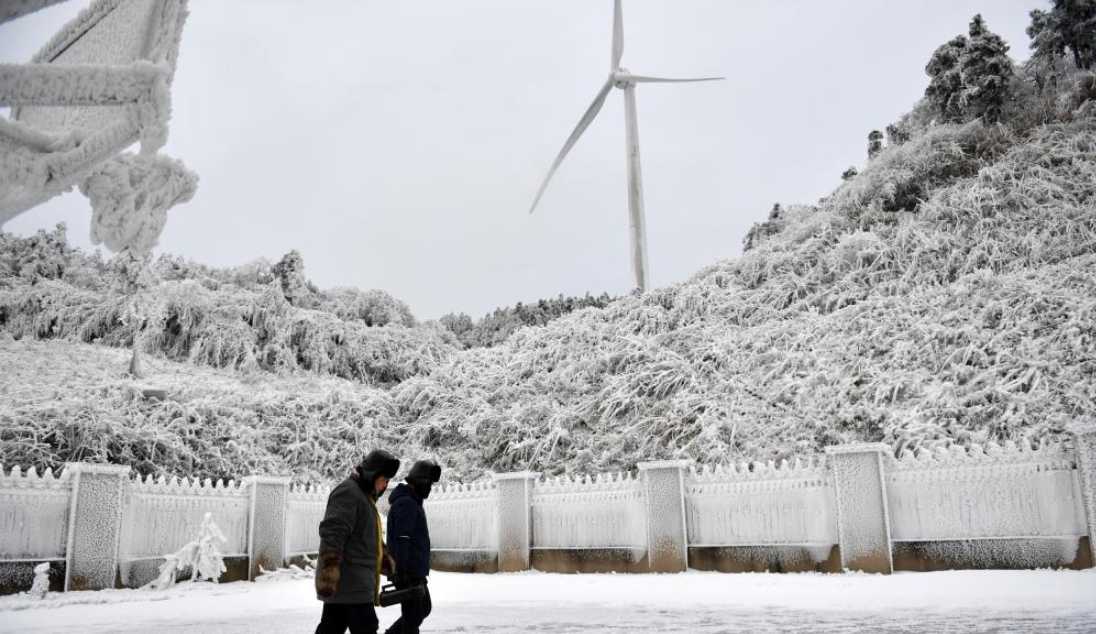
[2,12,1095,482]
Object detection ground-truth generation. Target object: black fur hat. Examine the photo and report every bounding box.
[357,449,400,483]
[407,460,442,484]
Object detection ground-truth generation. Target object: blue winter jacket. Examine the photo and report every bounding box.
[386,483,431,580]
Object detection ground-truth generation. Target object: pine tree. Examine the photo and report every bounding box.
[272,250,315,308]
[959,15,1014,123]
[867,130,884,158]
[1028,1,1096,70]
[925,35,968,121]
[886,122,911,146]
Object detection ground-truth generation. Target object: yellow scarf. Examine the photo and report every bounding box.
[370,498,383,605]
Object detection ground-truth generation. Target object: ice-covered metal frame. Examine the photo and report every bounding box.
[0,0,189,225]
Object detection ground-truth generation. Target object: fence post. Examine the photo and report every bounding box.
[63,463,130,591]
[243,475,291,580]
[825,443,894,574]
[637,460,691,572]
[1071,421,1096,560]
[492,471,539,572]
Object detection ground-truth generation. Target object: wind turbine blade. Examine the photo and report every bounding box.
[528,78,614,215]
[611,0,623,70]
[625,75,725,83]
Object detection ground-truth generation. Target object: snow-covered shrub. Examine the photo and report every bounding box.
[322,287,416,327]
[742,203,785,252]
[0,224,72,284]
[144,512,227,590]
[1067,70,1096,111]
[256,558,315,583]
[0,243,455,384]
[154,254,276,290]
[833,231,888,270]
[829,120,1013,220]
[28,562,50,599]
[438,292,616,349]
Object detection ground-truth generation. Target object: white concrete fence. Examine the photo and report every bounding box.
[425,422,1096,574]
[0,466,323,591]
[1,422,1094,592]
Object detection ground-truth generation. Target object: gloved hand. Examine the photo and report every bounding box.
[315,549,341,598]
[382,552,397,578]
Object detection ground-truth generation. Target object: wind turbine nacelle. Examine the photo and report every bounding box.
[612,68,634,89]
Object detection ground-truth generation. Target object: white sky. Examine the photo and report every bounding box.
[0,1,1037,319]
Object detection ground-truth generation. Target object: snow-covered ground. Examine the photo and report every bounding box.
[2,569,1094,633]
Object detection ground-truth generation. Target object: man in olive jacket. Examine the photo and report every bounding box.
[384,460,441,634]
[315,449,400,634]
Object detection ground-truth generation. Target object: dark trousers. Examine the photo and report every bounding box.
[384,581,432,634]
[316,602,379,634]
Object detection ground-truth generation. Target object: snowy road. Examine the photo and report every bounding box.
[2,570,1094,633]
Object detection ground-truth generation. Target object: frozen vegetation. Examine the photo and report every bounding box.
[1,11,1095,483]
[144,512,227,590]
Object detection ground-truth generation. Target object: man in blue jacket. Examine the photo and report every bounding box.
[384,460,441,634]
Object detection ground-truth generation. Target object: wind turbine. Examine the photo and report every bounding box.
[527,0,723,292]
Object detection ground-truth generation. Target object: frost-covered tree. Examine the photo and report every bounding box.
[145,512,227,590]
[742,203,785,252]
[439,312,475,343]
[0,224,72,283]
[112,251,158,378]
[322,287,416,327]
[886,122,911,146]
[959,15,1014,123]
[440,293,616,349]
[926,34,969,121]
[841,166,859,181]
[273,250,317,308]
[867,130,884,158]
[925,16,1014,124]
[1028,1,1096,70]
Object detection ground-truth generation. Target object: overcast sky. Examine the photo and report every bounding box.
[1,1,1038,319]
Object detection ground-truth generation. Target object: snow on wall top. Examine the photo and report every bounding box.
[287,483,331,503]
[535,471,641,495]
[128,472,248,497]
[889,439,1075,472]
[687,456,829,485]
[429,479,497,502]
[0,464,71,489]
